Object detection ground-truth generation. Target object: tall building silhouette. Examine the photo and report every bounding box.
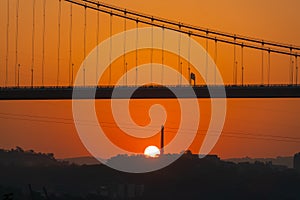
[293,152,300,171]
[161,125,164,155]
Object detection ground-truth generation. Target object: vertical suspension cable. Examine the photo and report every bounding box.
[268,49,271,86]
[205,31,208,81]
[109,13,112,85]
[261,42,264,85]
[15,0,20,86]
[296,55,298,85]
[135,20,138,86]
[5,0,10,86]
[188,32,191,85]
[57,0,61,86]
[180,61,182,86]
[290,48,293,85]
[69,3,73,86]
[150,18,153,84]
[42,0,46,87]
[17,64,20,87]
[214,38,217,85]
[233,36,236,85]
[83,5,87,86]
[96,2,99,86]
[31,0,36,87]
[241,43,244,86]
[178,24,182,85]
[123,11,127,86]
[161,26,165,85]
[71,63,74,86]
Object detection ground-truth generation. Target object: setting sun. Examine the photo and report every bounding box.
[144,146,160,158]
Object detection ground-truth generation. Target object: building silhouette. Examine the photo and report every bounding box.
[293,152,300,171]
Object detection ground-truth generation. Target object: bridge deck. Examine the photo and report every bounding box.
[0,85,300,100]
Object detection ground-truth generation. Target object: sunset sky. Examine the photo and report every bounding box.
[0,0,300,159]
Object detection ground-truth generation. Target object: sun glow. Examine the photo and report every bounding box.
[144,146,160,158]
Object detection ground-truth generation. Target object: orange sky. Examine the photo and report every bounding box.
[0,0,300,159]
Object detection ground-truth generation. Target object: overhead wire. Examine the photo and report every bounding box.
[0,112,300,143]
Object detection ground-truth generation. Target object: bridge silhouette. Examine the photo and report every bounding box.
[1,0,300,99]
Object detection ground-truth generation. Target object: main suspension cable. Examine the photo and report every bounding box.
[67,0,299,57]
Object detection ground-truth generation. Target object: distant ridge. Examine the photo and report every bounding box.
[62,155,293,168]
[225,156,293,168]
[62,156,104,165]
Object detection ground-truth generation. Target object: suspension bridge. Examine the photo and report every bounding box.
[1,0,300,99]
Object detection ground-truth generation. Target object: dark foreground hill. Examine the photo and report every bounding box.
[0,148,300,200]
